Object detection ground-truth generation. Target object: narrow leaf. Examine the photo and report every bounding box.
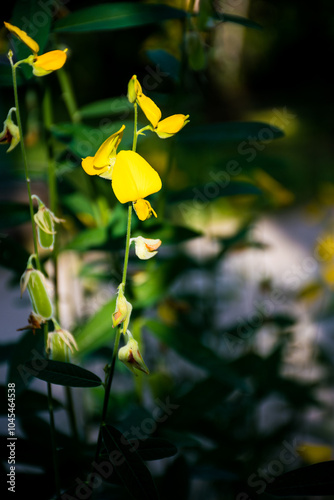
[23,359,103,387]
[54,3,187,33]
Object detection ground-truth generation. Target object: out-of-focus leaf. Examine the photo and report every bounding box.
[64,226,109,251]
[215,12,262,30]
[145,50,181,83]
[23,359,103,387]
[78,96,133,119]
[74,298,116,357]
[54,3,187,33]
[127,437,178,461]
[266,461,334,496]
[177,122,284,144]
[167,181,261,204]
[102,424,159,499]
[146,320,246,390]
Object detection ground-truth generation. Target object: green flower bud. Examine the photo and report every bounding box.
[47,321,78,361]
[32,195,64,250]
[112,285,132,334]
[118,333,149,376]
[20,256,53,320]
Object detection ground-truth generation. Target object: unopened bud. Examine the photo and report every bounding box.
[32,195,64,250]
[127,74,141,103]
[47,321,78,361]
[112,285,132,334]
[0,107,20,153]
[20,255,53,320]
[118,336,149,375]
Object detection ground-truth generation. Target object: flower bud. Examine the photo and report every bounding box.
[32,195,64,250]
[118,336,149,375]
[127,74,141,103]
[20,256,53,320]
[112,286,132,334]
[47,321,78,361]
[0,107,20,153]
[130,236,161,260]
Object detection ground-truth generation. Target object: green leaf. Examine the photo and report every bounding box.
[54,3,187,33]
[102,424,159,500]
[177,121,284,144]
[145,50,180,82]
[78,96,133,119]
[128,437,178,461]
[74,298,116,357]
[219,13,262,30]
[146,320,246,390]
[23,359,103,387]
[167,181,261,204]
[266,461,334,496]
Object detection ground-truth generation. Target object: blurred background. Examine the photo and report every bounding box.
[1,0,334,499]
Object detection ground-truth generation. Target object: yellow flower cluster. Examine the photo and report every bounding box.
[81,75,189,221]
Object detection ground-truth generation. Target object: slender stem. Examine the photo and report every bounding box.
[44,323,61,499]
[57,67,81,123]
[10,56,41,270]
[121,204,133,287]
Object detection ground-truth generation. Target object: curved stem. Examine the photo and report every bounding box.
[9,54,41,270]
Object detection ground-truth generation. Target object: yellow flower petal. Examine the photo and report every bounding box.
[112,150,162,204]
[94,125,125,169]
[155,114,190,138]
[133,199,157,221]
[137,94,161,129]
[4,22,39,53]
[31,49,67,76]
[81,125,125,177]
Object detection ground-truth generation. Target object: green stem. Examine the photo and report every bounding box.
[44,323,61,499]
[121,204,133,287]
[132,102,138,151]
[10,55,41,270]
[57,67,81,123]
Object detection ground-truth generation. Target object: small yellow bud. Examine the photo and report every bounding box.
[127,75,141,103]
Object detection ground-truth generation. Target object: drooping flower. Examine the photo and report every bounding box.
[112,150,162,221]
[4,21,67,76]
[32,195,65,250]
[128,75,189,138]
[130,236,161,260]
[118,334,149,376]
[0,107,20,152]
[81,125,125,180]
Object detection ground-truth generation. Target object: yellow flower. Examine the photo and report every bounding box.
[128,74,189,138]
[130,236,161,260]
[154,114,190,139]
[4,21,67,76]
[81,125,125,179]
[112,150,162,221]
[0,107,20,152]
